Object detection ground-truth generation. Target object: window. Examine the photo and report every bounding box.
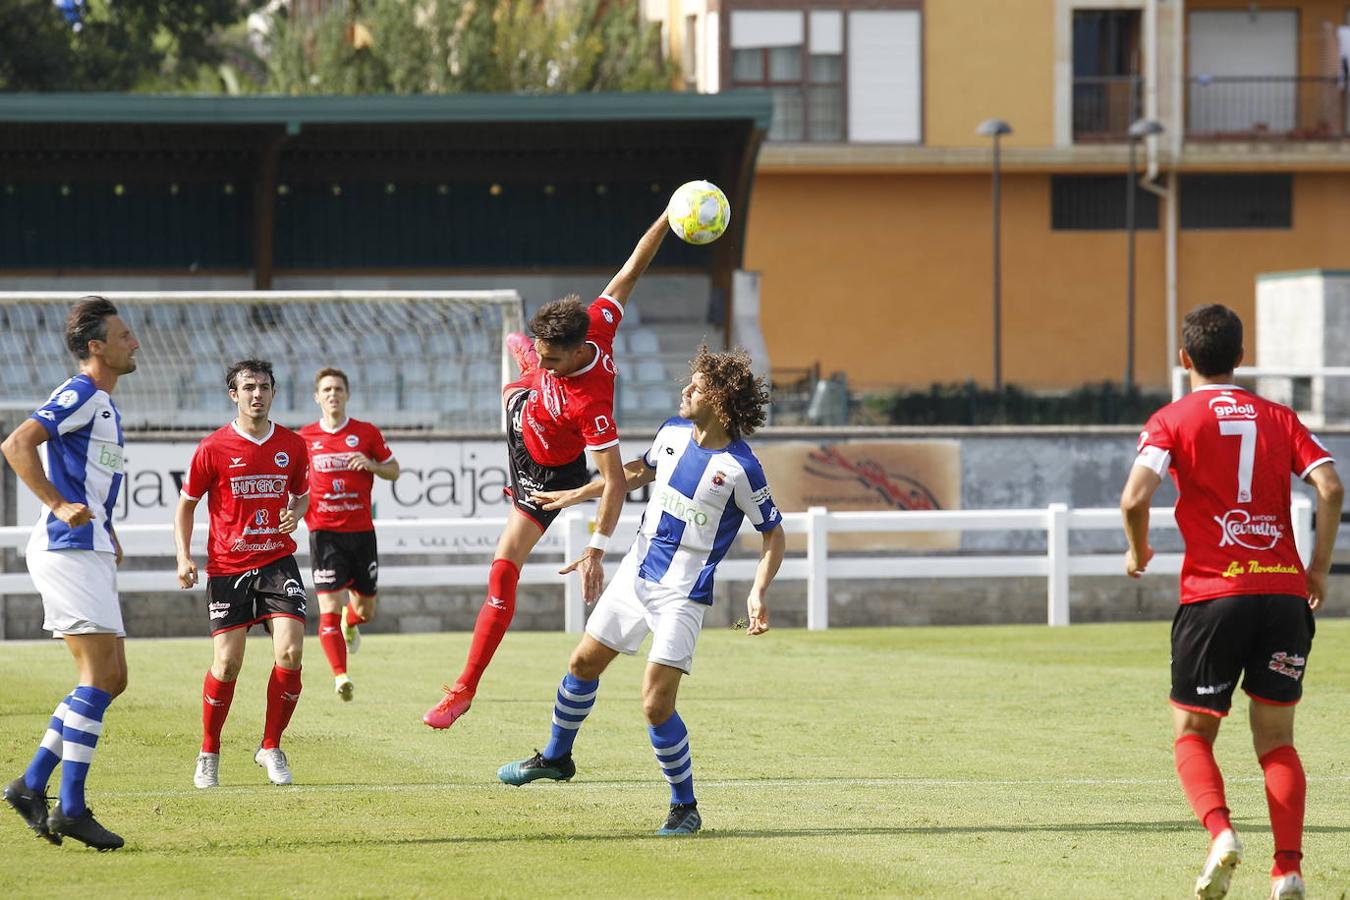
[1051,176,1159,230]
[683,15,699,91]
[1071,10,1141,141]
[1179,175,1292,229]
[729,8,918,143]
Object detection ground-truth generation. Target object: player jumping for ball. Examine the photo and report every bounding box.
[423,212,671,729]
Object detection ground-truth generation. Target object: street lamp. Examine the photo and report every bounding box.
[976,118,1012,392]
[1125,117,1164,392]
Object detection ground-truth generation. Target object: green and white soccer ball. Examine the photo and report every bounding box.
[667,180,730,245]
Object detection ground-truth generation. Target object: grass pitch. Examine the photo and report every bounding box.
[1,621,1348,898]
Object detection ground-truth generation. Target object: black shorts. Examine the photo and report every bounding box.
[1170,593,1315,716]
[309,529,379,597]
[205,556,308,637]
[504,389,589,532]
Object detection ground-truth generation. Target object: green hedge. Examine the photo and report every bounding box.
[865,382,1172,426]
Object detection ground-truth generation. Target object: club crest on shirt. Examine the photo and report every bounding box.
[345,434,359,447]
[274,451,290,468]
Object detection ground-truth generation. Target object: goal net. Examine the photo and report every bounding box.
[0,291,524,432]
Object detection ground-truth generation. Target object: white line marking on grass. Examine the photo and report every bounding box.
[99,773,1350,800]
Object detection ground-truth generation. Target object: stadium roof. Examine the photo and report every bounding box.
[0,91,773,128]
[0,92,770,289]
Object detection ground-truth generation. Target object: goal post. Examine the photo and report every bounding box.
[0,291,525,432]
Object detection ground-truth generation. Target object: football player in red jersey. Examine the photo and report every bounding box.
[423,212,670,729]
[1121,305,1343,900]
[299,367,399,703]
[174,360,312,789]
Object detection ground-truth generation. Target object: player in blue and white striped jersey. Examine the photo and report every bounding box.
[2,297,138,851]
[498,347,785,836]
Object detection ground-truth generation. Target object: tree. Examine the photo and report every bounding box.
[260,0,678,95]
[0,0,263,92]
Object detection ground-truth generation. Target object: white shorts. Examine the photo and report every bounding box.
[585,554,708,674]
[27,548,124,637]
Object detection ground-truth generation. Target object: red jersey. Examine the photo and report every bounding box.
[519,295,623,467]
[1135,384,1333,604]
[182,421,311,577]
[297,417,394,532]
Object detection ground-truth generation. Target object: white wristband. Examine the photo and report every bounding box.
[587,530,610,552]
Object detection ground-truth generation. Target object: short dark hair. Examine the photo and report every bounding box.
[314,366,349,390]
[691,345,770,440]
[65,296,118,360]
[1182,304,1243,377]
[529,295,590,347]
[226,359,276,391]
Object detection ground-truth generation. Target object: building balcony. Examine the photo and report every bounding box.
[1187,76,1347,141]
[1072,76,1142,143]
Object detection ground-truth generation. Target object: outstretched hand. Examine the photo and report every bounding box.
[531,488,584,511]
[560,549,605,603]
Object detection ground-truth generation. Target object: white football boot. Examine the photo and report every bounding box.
[194,752,220,789]
[1194,829,1243,899]
[1269,873,1305,900]
[254,747,293,785]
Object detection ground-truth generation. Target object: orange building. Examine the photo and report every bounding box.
[646,0,1350,390]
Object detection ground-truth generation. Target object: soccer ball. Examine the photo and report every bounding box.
[667,180,730,245]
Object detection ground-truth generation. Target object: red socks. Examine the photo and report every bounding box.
[455,559,520,693]
[1260,744,1305,877]
[318,612,347,676]
[345,604,368,627]
[201,671,236,754]
[262,666,303,750]
[1174,734,1232,838]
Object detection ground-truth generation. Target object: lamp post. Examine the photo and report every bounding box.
[976,118,1012,392]
[1125,117,1164,392]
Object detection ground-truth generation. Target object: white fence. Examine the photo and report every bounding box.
[0,500,1314,632]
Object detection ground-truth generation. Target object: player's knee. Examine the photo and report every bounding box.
[641,693,675,726]
[213,658,243,681]
[275,645,302,670]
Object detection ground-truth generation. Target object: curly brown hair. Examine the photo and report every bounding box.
[529,295,590,347]
[691,345,770,440]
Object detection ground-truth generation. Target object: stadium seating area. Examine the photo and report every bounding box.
[0,300,719,432]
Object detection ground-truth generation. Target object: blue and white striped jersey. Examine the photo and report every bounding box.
[628,417,781,605]
[27,373,124,553]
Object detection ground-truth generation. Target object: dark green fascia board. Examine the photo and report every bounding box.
[0,91,772,130]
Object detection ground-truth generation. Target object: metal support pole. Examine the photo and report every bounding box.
[1125,136,1138,392]
[992,135,1003,392]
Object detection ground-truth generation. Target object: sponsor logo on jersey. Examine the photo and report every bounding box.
[274,451,290,468]
[56,389,80,408]
[208,601,231,621]
[229,475,288,498]
[313,452,352,473]
[313,568,337,584]
[1194,681,1233,696]
[1268,651,1306,681]
[332,478,345,493]
[230,537,287,554]
[94,441,125,473]
[101,410,111,419]
[1221,559,1301,578]
[656,485,710,527]
[255,509,270,526]
[283,578,305,599]
[1207,393,1258,420]
[345,434,360,447]
[1214,509,1284,550]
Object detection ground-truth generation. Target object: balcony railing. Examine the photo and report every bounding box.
[1072,75,1142,141]
[1187,76,1347,140]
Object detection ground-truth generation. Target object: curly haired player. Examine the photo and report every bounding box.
[496,347,784,836]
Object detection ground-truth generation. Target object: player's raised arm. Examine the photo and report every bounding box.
[1303,463,1344,611]
[602,213,670,309]
[2,418,93,526]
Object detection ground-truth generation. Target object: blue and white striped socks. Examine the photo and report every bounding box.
[542,673,598,760]
[57,685,112,817]
[649,711,695,806]
[23,692,73,793]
